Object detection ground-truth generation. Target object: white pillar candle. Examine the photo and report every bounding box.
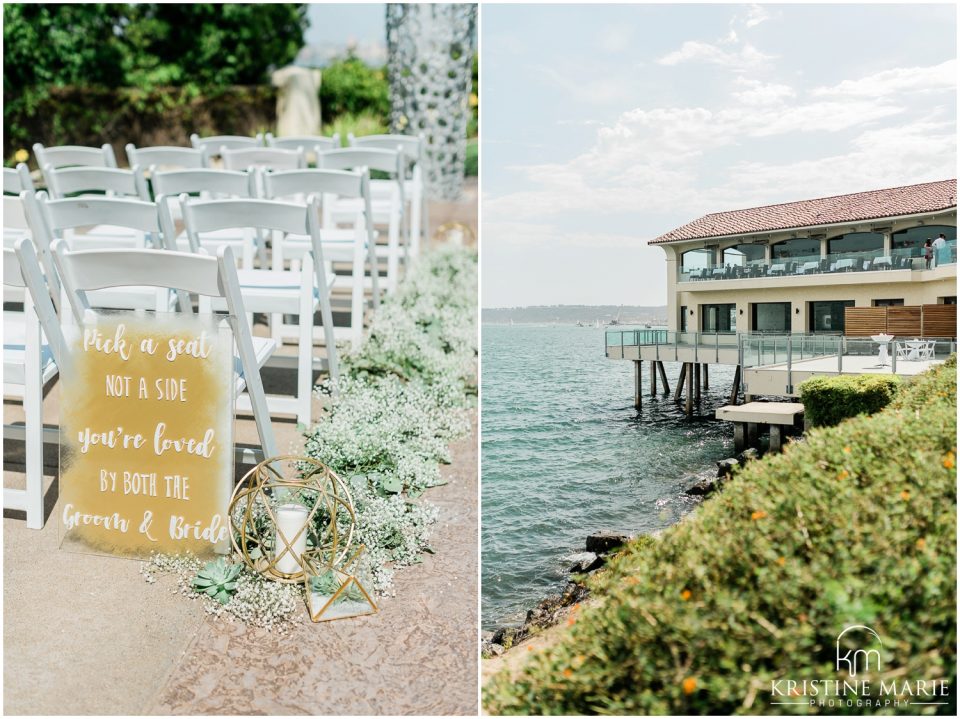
[274,503,309,575]
[449,228,464,246]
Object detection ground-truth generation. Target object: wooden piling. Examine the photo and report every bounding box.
[684,362,693,416]
[694,363,701,403]
[729,365,741,406]
[657,361,670,395]
[649,360,657,397]
[703,363,709,389]
[634,360,642,410]
[674,362,687,402]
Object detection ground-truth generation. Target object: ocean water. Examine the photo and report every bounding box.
[481,323,738,630]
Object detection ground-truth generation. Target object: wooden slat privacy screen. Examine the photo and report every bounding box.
[921,304,957,338]
[844,308,887,337]
[844,304,957,338]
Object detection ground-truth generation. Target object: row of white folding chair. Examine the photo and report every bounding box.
[349,133,427,255]
[4,164,35,254]
[3,240,63,528]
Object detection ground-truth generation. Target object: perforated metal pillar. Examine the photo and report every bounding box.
[386,3,477,200]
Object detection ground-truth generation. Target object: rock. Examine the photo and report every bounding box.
[561,581,590,606]
[717,458,739,478]
[481,641,504,658]
[585,531,632,554]
[567,551,603,573]
[739,447,760,464]
[686,476,720,496]
[491,626,518,648]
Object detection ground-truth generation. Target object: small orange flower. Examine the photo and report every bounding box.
[562,668,573,679]
[916,538,926,550]
[837,469,849,480]
[798,613,808,623]
[777,556,786,566]
[843,446,851,454]
[624,576,641,585]
[570,603,581,613]
[682,677,697,695]
[943,452,955,469]
[527,645,534,652]
[680,589,692,601]
[751,510,767,520]
[900,490,911,501]
[567,616,576,627]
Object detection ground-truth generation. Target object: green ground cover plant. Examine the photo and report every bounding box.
[799,374,901,427]
[485,357,957,715]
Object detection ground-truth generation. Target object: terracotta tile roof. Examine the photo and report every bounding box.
[651,179,957,245]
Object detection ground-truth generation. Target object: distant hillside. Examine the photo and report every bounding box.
[482,305,668,325]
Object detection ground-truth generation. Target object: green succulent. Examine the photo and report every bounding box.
[191,558,242,605]
[309,570,365,603]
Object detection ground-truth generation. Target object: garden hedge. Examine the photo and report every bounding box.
[485,356,957,715]
[799,374,901,427]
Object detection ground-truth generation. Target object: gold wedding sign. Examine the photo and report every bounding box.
[59,312,234,558]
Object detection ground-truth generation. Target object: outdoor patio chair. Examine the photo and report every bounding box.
[52,242,278,464]
[221,147,306,173]
[265,132,341,165]
[30,193,180,313]
[317,147,406,292]
[259,167,381,348]
[181,196,339,424]
[190,133,264,167]
[894,342,911,361]
[3,239,65,529]
[43,165,151,202]
[152,168,260,267]
[922,340,937,360]
[124,144,204,173]
[348,132,427,255]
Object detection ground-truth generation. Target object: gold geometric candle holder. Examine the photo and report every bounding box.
[227,456,356,584]
[302,548,378,623]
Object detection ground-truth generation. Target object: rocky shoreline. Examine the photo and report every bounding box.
[481,447,767,659]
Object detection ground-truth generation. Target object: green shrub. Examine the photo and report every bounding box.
[465,138,478,177]
[319,56,389,122]
[321,111,388,143]
[799,374,901,427]
[484,357,957,715]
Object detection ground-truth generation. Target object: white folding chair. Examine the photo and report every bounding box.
[265,132,340,165]
[4,239,65,528]
[33,143,118,186]
[30,193,179,312]
[221,147,306,172]
[318,148,406,292]
[52,242,278,463]
[190,133,264,167]
[181,196,340,423]
[349,132,427,254]
[4,164,35,251]
[152,168,260,267]
[259,167,380,347]
[125,144,204,172]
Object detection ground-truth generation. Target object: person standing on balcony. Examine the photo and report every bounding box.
[924,239,934,268]
[932,233,947,267]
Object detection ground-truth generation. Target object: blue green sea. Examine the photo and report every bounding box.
[481,323,739,630]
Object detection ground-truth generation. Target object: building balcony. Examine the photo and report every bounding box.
[677,242,957,285]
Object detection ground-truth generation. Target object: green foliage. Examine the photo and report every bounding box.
[321,111,389,142]
[320,56,390,121]
[309,570,364,603]
[191,558,242,605]
[465,138,478,177]
[485,358,957,715]
[799,374,901,427]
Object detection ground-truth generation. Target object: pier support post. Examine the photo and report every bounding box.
[769,425,782,452]
[703,363,709,389]
[694,363,701,403]
[634,360,642,410]
[747,422,758,447]
[674,362,687,402]
[685,362,693,416]
[657,361,670,395]
[745,394,755,403]
[734,422,745,452]
[650,360,657,397]
[729,366,741,406]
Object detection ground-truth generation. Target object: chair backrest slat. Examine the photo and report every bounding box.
[348,133,423,163]
[221,147,305,172]
[9,239,67,369]
[190,134,264,165]
[45,166,149,201]
[4,163,34,195]
[265,132,340,152]
[318,147,404,176]
[40,196,166,235]
[126,144,203,171]
[151,168,255,199]
[33,143,117,170]
[260,168,364,200]
[182,197,311,237]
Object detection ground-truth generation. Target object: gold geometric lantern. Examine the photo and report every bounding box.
[303,548,379,622]
[228,456,356,584]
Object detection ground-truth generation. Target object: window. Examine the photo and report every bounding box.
[810,300,854,333]
[752,302,791,332]
[700,303,736,333]
[680,248,713,272]
[892,225,956,256]
[680,305,688,332]
[827,232,883,255]
[942,297,957,305]
[872,299,904,307]
[771,238,820,260]
[722,243,765,266]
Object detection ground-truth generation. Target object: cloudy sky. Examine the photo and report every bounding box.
[482,3,957,308]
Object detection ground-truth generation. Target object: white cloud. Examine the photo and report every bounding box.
[656,41,774,70]
[732,78,796,106]
[745,4,771,28]
[812,59,957,98]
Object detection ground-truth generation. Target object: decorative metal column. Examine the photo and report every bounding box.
[386,3,477,200]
